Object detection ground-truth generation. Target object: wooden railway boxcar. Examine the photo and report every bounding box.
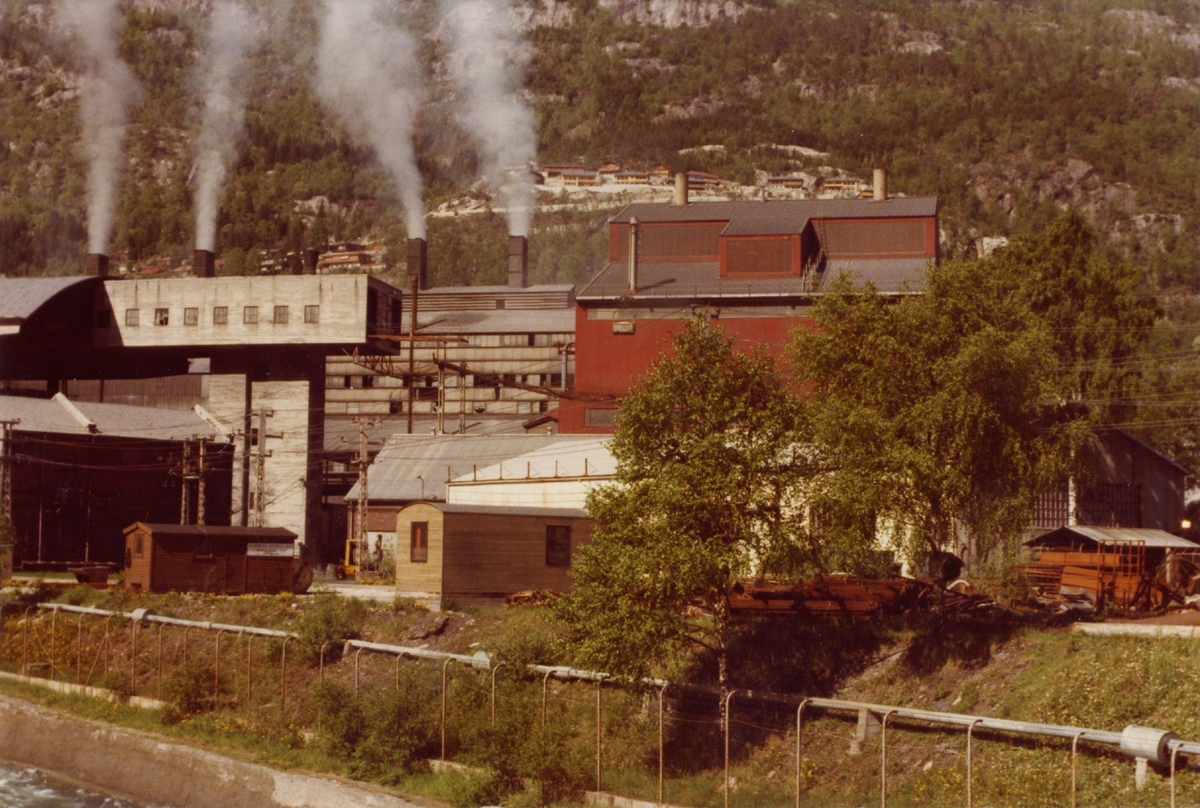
[122,522,299,594]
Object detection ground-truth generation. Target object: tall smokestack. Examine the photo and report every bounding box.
[85,253,110,278]
[673,173,688,206]
[407,237,428,291]
[193,249,215,278]
[873,168,887,202]
[627,216,638,293]
[507,235,528,288]
[302,248,319,275]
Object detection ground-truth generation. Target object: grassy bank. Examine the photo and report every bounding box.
[2,585,1199,807]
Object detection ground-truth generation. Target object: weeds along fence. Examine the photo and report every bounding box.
[4,601,1200,808]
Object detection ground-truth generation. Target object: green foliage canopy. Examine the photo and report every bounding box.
[557,317,814,689]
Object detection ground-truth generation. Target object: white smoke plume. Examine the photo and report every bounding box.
[315,0,427,239]
[56,0,141,255]
[439,0,537,237]
[193,2,259,252]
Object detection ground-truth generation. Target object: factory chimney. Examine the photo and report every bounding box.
[673,172,688,206]
[407,237,427,290]
[193,249,216,278]
[302,248,319,275]
[627,216,639,293]
[85,253,110,278]
[873,168,888,202]
[507,235,528,288]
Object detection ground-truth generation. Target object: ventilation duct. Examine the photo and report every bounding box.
[673,173,688,206]
[508,235,528,288]
[193,249,216,278]
[873,169,887,202]
[407,237,428,290]
[85,253,110,278]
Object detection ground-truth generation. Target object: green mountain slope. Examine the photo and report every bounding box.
[2,0,1200,294]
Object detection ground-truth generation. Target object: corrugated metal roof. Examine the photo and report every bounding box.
[403,503,590,518]
[0,276,99,324]
[817,258,931,293]
[347,433,601,503]
[610,197,938,225]
[577,258,928,300]
[402,308,576,334]
[0,394,224,441]
[1025,526,1199,549]
[125,522,297,540]
[452,438,614,483]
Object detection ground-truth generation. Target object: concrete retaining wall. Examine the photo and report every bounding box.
[0,695,422,808]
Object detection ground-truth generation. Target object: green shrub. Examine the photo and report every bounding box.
[160,662,216,723]
[311,670,439,784]
[294,595,367,665]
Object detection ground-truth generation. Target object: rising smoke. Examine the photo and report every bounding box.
[193,2,259,252]
[438,0,537,237]
[315,0,427,239]
[56,0,141,255]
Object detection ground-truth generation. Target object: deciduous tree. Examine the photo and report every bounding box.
[557,317,813,692]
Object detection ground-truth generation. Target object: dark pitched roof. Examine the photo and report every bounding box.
[610,197,938,228]
[0,394,226,441]
[124,523,298,541]
[406,503,590,519]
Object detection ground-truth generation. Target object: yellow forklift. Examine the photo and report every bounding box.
[333,535,383,581]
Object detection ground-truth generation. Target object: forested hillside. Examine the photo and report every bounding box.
[2,0,1200,295]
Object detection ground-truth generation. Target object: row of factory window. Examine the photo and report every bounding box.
[120,305,321,327]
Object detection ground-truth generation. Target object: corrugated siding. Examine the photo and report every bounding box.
[725,238,795,274]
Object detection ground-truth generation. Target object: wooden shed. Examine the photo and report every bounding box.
[122,523,299,595]
[394,504,593,608]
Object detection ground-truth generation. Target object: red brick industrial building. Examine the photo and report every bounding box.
[559,186,940,433]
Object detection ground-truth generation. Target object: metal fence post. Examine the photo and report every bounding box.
[319,641,332,680]
[724,690,740,808]
[354,647,365,697]
[102,615,112,676]
[130,619,137,692]
[967,718,982,808]
[595,677,603,792]
[659,683,670,806]
[395,652,403,691]
[281,637,292,719]
[1171,745,1179,808]
[441,658,453,761]
[214,629,226,709]
[246,633,254,708]
[49,607,56,681]
[156,623,163,700]
[183,626,193,667]
[76,614,84,685]
[21,607,31,676]
[1071,731,1085,808]
[542,669,553,731]
[796,699,809,808]
[490,662,506,725]
[880,710,897,808]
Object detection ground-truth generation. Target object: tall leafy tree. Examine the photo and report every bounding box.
[557,317,814,692]
[791,257,1065,564]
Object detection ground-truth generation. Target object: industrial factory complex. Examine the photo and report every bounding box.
[0,174,1189,606]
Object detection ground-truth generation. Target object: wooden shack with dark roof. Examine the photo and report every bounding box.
[122,523,300,594]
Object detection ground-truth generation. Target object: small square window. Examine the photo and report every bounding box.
[411,522,428,563]
[213,306,228,325]
[304,305,320,323]
[154,308,169,326]
[184,307,198,326]
[546,525,571,567]
[243,306,258,324]
[124,309,139,327]
[273,305,289,324]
